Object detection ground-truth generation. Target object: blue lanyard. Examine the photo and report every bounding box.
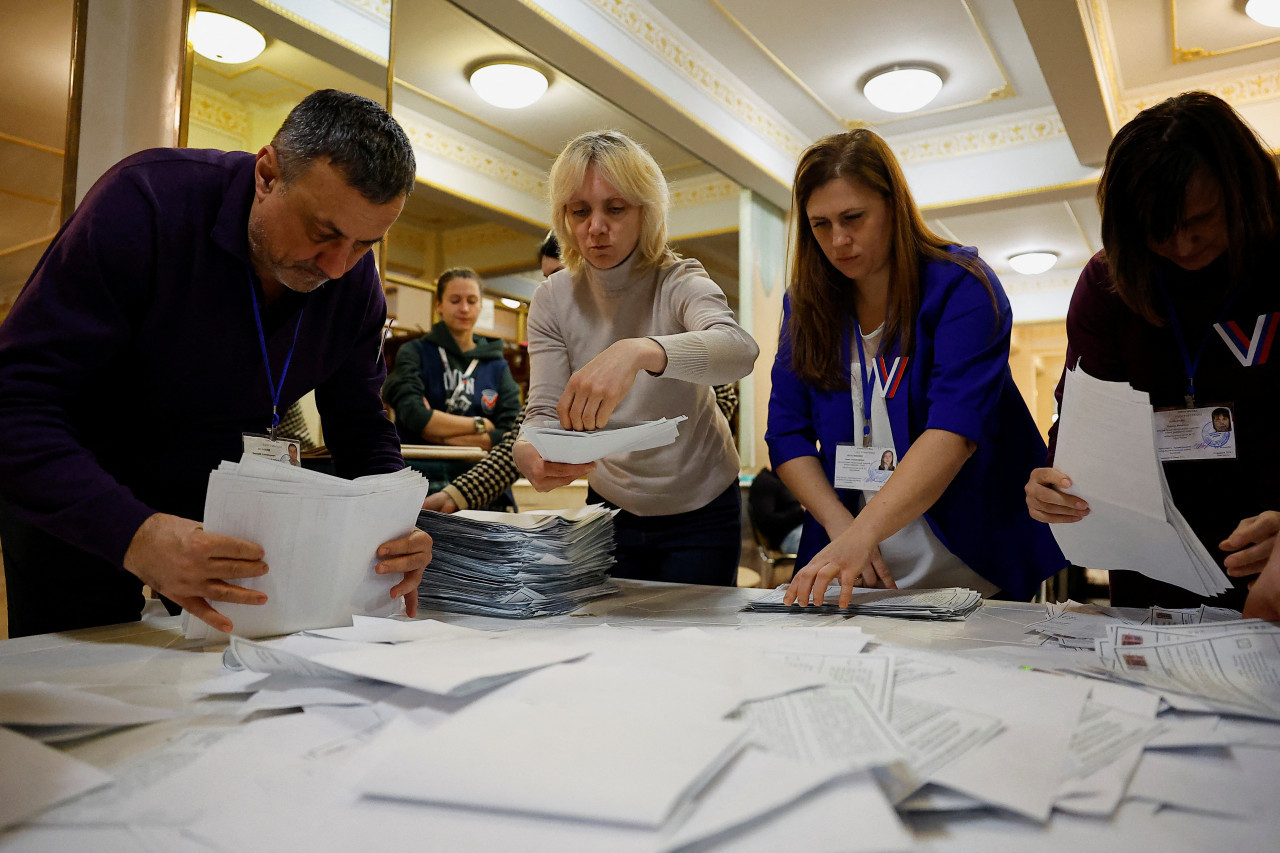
[1156,270,1239,407]
[246,267,304,439]
[853,324,875,447]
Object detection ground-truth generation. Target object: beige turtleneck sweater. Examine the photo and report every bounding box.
[522,252,759,516]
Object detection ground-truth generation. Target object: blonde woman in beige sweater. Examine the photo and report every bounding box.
[514,131,759,585]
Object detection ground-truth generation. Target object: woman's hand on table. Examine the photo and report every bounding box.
[783,525,895,609]
[513,439,596,492]
[556,338,667,430]
[1025,467,1089,523]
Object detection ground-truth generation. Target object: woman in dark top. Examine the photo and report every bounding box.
[1026,92,1280,610]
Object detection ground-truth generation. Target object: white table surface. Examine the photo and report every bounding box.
[1,581,1277,851]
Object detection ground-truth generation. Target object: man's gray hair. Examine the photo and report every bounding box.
[272,89,416,204]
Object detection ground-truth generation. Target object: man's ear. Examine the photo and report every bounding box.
[254,145,281,201]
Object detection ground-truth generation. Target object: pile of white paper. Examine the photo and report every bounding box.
[1028,601,1241,650]
[522,416,687,464]
[744,586,982,620]
[415,505,619,617]
[185,456,430,640]
[1050,365,1231,597]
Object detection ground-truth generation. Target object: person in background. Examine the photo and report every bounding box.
[748,467,804,557]
[514,130,759,586]
[769,129,1064,609]
[382,269,521,511]
[539,230,562,278]
[1025,92,1280,610]
[0,90,431,636]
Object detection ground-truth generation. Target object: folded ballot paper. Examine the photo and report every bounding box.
[183,456,430,641]
[1050,365,1231,598]
[522,416,687,464]
[415,505,618,617]
[744,586,982,620]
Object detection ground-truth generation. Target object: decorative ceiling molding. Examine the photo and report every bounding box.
[442,222,532,254]
[189,83,251,144]
[668,176,739,210]
[1171,0,1280,64]
[394,77,558,159]
[396,110,547,199]
[893,112,1065,164]
[706,0,1014,130]
[585,0,807,157]
[1119,66,1280,122]
[342,0,390,23]
[0,130,63,157]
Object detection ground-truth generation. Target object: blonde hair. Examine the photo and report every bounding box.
[548,130,678,275]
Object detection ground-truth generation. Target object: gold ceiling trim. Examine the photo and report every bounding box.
[894,112,1065,164]
[1118,66,1280,122]
[0,130,64,156]
[343,0,390,22]
[1083,0,1121,131]
[670,224,738,241]
[669,177,740,210]
[189,83,251,142]
[248,0,387,64]
[398,112,548,203]
[394,77,558,160]
[509,0,792,189]
[583,0,805,156]
[0,187,59,207]
[919,176,1098,212]
[442,222,531,254]
[1171,0,1280,63]
[0,233,57,259]
[708,0,1014,129]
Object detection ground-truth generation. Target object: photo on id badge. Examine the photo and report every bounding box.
[242,433,302,466]
[1153,403,1236,462]
[834,445,895,491]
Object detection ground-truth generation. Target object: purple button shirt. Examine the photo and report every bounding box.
[0,148,403,567]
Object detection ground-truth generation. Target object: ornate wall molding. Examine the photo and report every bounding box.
[669,176,739,210]
[893,113,1066,164]
[397,111,547,200]
[1119,67,1280,122]
[341,0,389,22]
[189,83,250,146]
[585,0,806,157]
[443,222,530,254]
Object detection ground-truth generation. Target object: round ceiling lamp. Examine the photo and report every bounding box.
[1008,251,1059,275]
[500,297,522,309]
[469,63,549,109]
[1246,0,1280,27]
[189,11,266,64]
[862,65,944,114]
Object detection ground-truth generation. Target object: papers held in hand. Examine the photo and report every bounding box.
[744,586,982,620]
[184,456,430,641]
[522,416,688,464]
[1050,364,1231,597]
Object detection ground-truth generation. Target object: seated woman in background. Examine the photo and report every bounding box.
[514,130,759,586]
[1025,92,1280,610]
[383,268,522,508]
[770,129,1063,608]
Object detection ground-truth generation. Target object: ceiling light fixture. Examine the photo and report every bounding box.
[189,11,266,64]
[469,63,549,109]
[1246,0,1280,27]
[1008,251,1058,275]
[500,297,521,309]
[861,65,944,113]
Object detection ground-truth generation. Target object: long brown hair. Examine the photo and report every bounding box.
[1099,91,1280,324]
[787,129,995,390]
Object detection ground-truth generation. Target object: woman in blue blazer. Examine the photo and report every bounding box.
[767,130,1064,607]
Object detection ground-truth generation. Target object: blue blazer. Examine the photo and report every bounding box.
[765,246,1065,600]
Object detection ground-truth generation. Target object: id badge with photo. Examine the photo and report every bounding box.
[1153,404,1236,462]
[242,433,302,466]
[834,443,897,492]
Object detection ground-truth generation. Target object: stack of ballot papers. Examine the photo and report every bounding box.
[743,586,982,620]
[1050,364,1231,597]
[522,416,687,464]
[184,455,429,641]
[1027,601,1242,650]
[414,505,619,617]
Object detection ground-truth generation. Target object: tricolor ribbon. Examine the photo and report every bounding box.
[874,356,909,398]
[1214,312,1279,367]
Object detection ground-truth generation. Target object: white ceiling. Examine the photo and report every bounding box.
[5,0,1280,317]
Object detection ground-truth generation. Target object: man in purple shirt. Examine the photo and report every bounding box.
[0,90,432,637]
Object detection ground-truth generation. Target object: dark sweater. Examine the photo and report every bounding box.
[0,148,402,567]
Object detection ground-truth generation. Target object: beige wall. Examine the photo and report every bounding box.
[1009,320,1069,441]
